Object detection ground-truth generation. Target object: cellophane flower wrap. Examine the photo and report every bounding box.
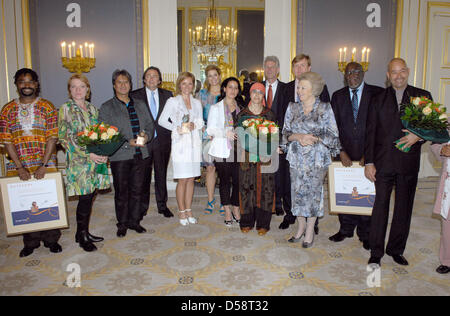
[396,96,450,152]
[77,122,125,174]
[237,116,279,162]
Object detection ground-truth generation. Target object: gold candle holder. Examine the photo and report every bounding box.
[61,42,96,74]
[161,73,177,93]
[337,47,370,74]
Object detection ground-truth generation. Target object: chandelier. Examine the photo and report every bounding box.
[189,0,237,67]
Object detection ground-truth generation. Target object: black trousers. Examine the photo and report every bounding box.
[338,214,371,241]
[23,230,61,249]
[241,208,272,231]
[276,154,292,214]
[141,140,171,218]
[111,156,150,230]
[369,172,418,258]
[215,160,240,207]
[76,192,96,234]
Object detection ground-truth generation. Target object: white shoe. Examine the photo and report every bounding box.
[180,218,189,226]
[179,210,189,226]
[188,217,197,224]
[185,209,197,224]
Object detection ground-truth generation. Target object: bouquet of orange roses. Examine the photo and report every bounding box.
[396,96,449,152]
[78,122,125,156]
[237,117,279,162]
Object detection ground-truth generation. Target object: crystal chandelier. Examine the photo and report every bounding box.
[188,0,237,67]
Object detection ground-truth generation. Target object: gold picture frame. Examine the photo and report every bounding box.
[0,172,69,236]
[328,162,375,216]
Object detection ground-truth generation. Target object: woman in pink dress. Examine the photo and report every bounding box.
[431,141,450,274]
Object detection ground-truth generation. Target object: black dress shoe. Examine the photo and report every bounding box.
[117,228,127,238]
[275,208,285,216]
[368,256,381,266]
[159,208,174,218]
[19,247,36,257]
[328,232,351,242]
[77,232,96,252]
[391,254,409,266]
[48,243,62,254]
[129,225,147,234]
[436,265,450,274]
[279,221,291,230]
[76,232,104,243]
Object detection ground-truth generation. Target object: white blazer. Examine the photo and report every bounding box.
[206,100,231,159]
[158,95,204,163]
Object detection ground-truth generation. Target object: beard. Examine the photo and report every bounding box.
[19,88,36,97]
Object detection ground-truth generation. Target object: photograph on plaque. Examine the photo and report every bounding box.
[328,162,375,216]
[0,172,68,236]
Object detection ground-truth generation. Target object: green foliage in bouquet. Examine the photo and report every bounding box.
[401,97,449,132]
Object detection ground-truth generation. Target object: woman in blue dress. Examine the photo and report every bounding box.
[196,65,223,215]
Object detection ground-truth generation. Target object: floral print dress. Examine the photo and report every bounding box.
[58,100,110,196]
[282,99,340,218]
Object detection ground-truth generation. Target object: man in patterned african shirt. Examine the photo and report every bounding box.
[0,68,62,257]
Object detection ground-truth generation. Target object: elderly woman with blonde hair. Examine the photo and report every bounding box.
[281,72,340,248]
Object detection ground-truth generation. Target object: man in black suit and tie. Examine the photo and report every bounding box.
[329,62,383,250]
[262,56,287,216]
[131,66,174,218]
[279,54,330,230]
[365,58,433,267]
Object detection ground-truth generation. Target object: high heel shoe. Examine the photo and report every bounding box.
[288,233,305,243]
[231,212,241,224]
[179,210,189,226]
[204,198,216,215]
[185,209,197,224]
[302,234,315,248]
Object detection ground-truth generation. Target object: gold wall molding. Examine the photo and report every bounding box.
[21,0,31,68]
[142,0,149,70]
[423,1,450,89]
[395,0,403,58]
[439,77,450,104]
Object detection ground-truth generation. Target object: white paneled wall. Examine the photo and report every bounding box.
[396,0,450,177]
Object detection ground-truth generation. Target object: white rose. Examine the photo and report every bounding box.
[107,128,116,137]
[260,127,269,135]
[422,106,432,116]
[412,97,421,106]
[89,132,98,140]
[100,133,108,140]
[439,113,448,120]
[243,120,249,127]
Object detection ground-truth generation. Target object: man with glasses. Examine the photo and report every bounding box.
[329,62,383,250]
[0,68,62,257]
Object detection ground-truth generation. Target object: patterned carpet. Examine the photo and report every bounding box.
[0,177,449,296]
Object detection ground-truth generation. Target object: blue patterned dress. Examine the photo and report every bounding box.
[282,98,340,218]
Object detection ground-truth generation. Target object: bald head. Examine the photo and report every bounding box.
[387,58,410,90]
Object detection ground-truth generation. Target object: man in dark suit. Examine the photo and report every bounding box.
[130,66,174,219]
[262,56,287,217]
[329,62,383,250]
[365,58,433,267]
[278,54,330,230]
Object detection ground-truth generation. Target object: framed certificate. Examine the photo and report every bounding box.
[328,162,375,216]
[0,172,69,236]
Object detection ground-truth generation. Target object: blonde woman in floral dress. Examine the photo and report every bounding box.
[59,74,110,252]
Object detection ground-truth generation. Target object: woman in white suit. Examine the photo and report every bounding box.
[159,72,204,226]
[207,77,243,226]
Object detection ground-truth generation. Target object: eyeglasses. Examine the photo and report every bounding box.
[345,69,363,76]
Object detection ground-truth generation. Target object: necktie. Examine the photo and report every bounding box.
[351,89,359,123]
[150,91,158,137]
[267,84,273,109]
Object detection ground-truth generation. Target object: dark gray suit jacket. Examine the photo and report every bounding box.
[98,96,154,162]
